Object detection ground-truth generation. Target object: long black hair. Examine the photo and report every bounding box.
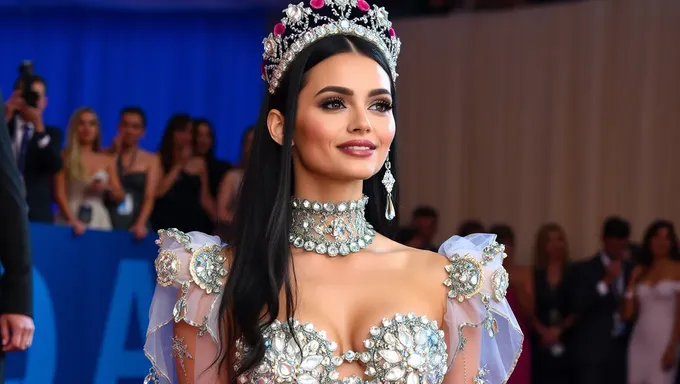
[218,35,399,380]
[638,220,680,266]
[158,113,192,172]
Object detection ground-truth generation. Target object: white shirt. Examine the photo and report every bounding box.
[596,252,625,296]
[11,115,51,161]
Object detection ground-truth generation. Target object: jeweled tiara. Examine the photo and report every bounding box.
[261,0,401,94]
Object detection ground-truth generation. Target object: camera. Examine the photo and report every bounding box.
[18,60,40,108]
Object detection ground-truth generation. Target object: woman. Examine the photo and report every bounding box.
[143,2,522,383]
[107,106,161,240]
[530,223,572,384]
[215,127,254,241]
[193,118,232,200]
[624,220,680,384]
[489,224,532,384]
[150,114,214,233]
[54,107,124,235]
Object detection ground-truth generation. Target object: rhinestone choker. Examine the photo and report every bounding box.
[289,195,376,257]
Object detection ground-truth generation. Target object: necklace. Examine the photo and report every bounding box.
[289,195,376,257]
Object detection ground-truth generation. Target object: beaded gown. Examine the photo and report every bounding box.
[143,230,523,384]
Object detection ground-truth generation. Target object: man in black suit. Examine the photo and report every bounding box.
[0,93,35,381]
[4,75,62,223]
[565,217,633,384]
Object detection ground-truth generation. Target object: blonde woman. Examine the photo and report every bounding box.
[54,107,124,235]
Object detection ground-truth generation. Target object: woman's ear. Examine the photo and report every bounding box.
[267,109,285,145]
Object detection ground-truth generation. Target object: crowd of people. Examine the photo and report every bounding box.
[399,209,680,384]
[4,74,254,242]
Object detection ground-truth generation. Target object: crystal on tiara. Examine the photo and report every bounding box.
[262,0,401,94]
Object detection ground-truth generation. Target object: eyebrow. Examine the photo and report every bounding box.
[315,86,391,98]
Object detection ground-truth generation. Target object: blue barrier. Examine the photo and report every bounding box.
[6,223,158,384]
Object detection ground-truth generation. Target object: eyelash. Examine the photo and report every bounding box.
[320,97,393,113]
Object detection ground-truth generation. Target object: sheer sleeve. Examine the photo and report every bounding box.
[143,228,228,384]
[439,233,524,384]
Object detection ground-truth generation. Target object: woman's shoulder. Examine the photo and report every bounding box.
[154,228,229,295]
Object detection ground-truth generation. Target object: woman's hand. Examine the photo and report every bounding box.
[86,179,110,194]
[662,343,677,371]
[130,223,149,241]
[72,221,86,236]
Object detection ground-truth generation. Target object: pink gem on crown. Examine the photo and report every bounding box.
[261,0,401,94]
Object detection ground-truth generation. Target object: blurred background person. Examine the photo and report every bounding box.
[54,107,124,235]
[457,219,484,236]
[216,126,253,241]
[623,220,680,384]
[408,205,439,251]
[4,71,62,223]
[106,107,160,240]
[566,217,632,384]
[530,223,573,384]
[151,113,214,233]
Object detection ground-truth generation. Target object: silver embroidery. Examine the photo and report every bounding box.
[154,249,180,287]
[189,244,227,294]
[443,253,484,302]
[473,366,490,384]
[363,313,448,384]
[482,241,505,265]
[482,314,499,338]
[157,228,192,250]
[491,266,510,302]
[173,281,190,323]
[171,336,194,381]
[143,367,160,384]
[236,314,448,384]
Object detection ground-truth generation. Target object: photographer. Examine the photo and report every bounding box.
[4,63,63,223]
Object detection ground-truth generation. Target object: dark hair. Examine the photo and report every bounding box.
[192,118,216,157]
[119,106,147,127]
[602,216,630,239]
[14,74,47,92]
[412,205,438,220]
[395,226,419,244]
[239,126,255,166]
[458,219,484,237]
[219,35,398,380]
[158,113,192,172]
[489,224,514,243]
[638,220,680,266]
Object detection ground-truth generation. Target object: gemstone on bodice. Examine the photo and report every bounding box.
[236,314,449,384]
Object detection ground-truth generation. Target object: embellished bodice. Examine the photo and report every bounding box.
[236,314,448,384]
[143,230,523,384]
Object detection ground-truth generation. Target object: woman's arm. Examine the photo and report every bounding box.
[53,156,76,224]
[156,162,183,198]
[620,265,643,321]
[197,158,216,220]
[216,170,238,222]
[132,154,161,229]
[106,157,125,203]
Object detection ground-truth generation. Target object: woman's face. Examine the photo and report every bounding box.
[195,123,213,156]
[173,123,192,149]
[78,111,99,145]
[650,226,672,258]
[545,229,566,263]
[289,52,395,182]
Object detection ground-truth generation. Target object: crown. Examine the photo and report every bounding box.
[261,0,401,94]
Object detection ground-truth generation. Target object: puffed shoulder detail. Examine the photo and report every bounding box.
[154,228,229,295]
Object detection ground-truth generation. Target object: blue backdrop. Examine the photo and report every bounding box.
[0,7,266,162]
[6,224,159,384]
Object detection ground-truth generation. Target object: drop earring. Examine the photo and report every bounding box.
[381,152,396,221]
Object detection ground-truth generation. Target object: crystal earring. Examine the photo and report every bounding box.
[381,153,396,221]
